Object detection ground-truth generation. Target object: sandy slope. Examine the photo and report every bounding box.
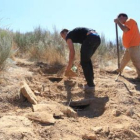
[0,58,140,140]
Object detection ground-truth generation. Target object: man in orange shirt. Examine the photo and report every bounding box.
[114,13,140,79]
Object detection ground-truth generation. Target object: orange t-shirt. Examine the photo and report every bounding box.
[123,18,140,48]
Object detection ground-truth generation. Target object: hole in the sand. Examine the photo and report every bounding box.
[71,97,109,118]
[48,77,63,82]
[69,99,92,110]
[36,62,65,74]
[70,104,90,111]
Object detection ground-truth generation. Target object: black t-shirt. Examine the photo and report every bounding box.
[66,27,93,44]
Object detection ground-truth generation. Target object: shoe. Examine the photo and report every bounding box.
[84,86,95,99]
[83,84,95,90]
[107,70,119,74]
[130,77,140,82]
[83,85,95,99]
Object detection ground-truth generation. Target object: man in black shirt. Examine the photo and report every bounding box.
[60,27,101,92]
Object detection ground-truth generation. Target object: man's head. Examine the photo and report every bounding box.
[117,13,128,24]
[60,29,69,40]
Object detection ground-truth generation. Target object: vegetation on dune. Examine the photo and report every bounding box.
[13,27,66,64]
[0,26,124,69]
[0,29,12,70]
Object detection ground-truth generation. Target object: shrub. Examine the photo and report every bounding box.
[0,29,12,70]
[13,27,124,67]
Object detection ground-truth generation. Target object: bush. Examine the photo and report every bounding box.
[13,27,66,64]
[13,27,124,67]
[0,29,12,70]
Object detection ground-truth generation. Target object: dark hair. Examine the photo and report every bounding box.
[117,13,128,18]
[60,29,69,34]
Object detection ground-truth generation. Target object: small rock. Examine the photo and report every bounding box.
[26,111,55,124]
[33,103,55,112]
[61,106,77,118]
[20,81,37,104]
[38,85,43,92]
[103,126,110,136]
[33,103,77,118]
[53,111,64,119]
[112,109,121,117]
[82,133,96,140]
[126,108,134,117]
[92,126,103,133]
[129,130,140,138]
[34,90,41,96]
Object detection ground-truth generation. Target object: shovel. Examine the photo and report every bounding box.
[115,23,121,81]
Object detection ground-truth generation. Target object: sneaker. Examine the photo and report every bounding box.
[130,77,140,82]
[83,85,95,92]
[83,85,95,99]
[84,85,95,99]
[106,69,119,74]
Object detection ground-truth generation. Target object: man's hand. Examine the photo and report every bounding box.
[114,18,129,32]
[114,18,120,24]
[66,65,72,71]
[65,69,77,77]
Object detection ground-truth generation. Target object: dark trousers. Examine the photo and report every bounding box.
[80,34,101,87]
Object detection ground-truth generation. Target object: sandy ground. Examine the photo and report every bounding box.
[0,58,140,140]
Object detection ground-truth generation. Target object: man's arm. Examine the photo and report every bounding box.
[66,39,75,71]
[114,19,130,32]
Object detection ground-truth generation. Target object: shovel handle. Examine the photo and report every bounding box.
[115,23,120,69]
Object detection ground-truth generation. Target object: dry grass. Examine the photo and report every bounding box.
[0,27,125,70]
[28,44,66,65]
[0,29,12,70]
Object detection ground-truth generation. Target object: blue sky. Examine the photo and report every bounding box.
[0,0,140,41]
